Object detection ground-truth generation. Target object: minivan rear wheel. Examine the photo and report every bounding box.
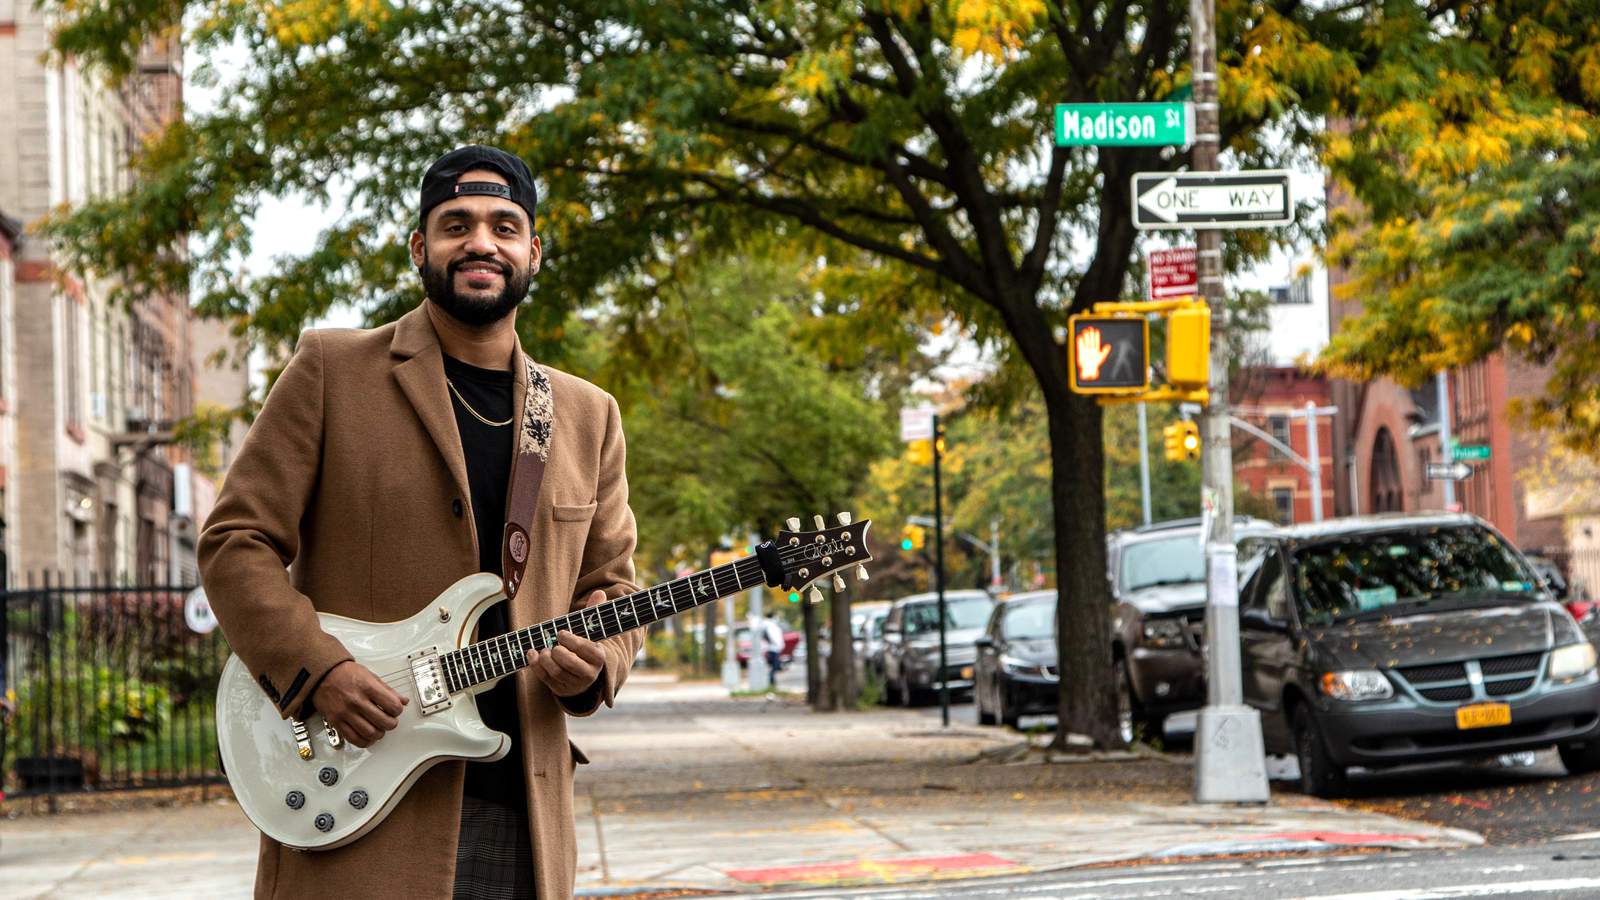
[1292,705,1347,798]
[1559,740,1600,776]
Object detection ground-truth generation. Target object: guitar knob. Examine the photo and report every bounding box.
[786,517,801,531]
[856,565,870,583]
[318,766,339,787]
[832,574,846,592]
[808,586,823,604]
[348,790,369,810]
[837,512,852,525]
[314,812,335,833]
[285,790,305,810]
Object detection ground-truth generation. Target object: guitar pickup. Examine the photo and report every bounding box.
[289,717,314,760]
[408,648,452,716]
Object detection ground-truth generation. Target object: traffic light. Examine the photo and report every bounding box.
[1068,314,1149,394]
[907,439,933,466]
[787,590,801,603]
[900,523,926,552]
[1163,422,1184,462]
[1164,420,1201,462]
[1166,305,1211,388]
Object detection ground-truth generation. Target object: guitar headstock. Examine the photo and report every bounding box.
[764,513,874,603]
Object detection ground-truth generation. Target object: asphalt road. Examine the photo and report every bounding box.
[704,839,1600,899]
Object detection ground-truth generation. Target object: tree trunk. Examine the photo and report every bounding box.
[1045,381,1121,750]
[803,599,823,706]
[828,589,854,710]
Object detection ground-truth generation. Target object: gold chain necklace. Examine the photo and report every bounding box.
[446,378,513,427]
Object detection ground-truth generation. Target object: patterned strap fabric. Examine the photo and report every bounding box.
[500,358,553,602]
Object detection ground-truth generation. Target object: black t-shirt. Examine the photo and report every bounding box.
[442,353,525,804]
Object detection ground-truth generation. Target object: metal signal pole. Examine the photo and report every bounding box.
[933,414,950,728]
[1191,0,1269,803]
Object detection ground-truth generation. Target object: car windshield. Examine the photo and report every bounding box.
[1003,598,1056,639]
[1121,535,1205,592]
[904,597,993,634]
[1293,526,1540,625]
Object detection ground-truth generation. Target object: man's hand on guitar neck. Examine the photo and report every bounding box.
[527,589,608,698]
[312,661,409,748]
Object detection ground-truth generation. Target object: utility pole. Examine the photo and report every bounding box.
[1191,0,1269,803]
[1435,371,1455,510]
[1286,402,1338,522]
[1137,401,1153,526]
[932,414,950,728]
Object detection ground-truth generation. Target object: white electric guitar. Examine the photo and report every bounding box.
[216,514,872,850]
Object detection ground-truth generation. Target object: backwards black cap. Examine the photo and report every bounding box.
[418,145,538,230]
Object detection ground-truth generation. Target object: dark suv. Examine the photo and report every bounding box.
[1108,517,1270,741]
[1237,513,1600,797]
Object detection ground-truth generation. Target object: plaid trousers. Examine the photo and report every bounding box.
[454,795,536,899]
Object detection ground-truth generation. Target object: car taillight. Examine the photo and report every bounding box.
[1566,601,1596,624]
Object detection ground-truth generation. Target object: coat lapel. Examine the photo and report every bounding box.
[390,307,473,540]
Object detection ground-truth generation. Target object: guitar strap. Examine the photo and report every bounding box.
[500,356,554,602]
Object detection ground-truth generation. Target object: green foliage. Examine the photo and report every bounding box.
[10,664,174,756]
[1317,1,1600,450]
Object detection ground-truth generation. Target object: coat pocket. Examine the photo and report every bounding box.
[552,502,598,522]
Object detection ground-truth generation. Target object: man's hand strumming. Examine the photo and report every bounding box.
[312,660,408,748]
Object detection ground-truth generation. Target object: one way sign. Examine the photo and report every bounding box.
[1131,170,1293,230]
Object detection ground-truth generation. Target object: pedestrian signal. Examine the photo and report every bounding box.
[1068,315,1148,394]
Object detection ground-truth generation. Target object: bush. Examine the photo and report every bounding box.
[8,663,174,758]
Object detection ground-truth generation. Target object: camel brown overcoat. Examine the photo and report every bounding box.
[199,304,642,900]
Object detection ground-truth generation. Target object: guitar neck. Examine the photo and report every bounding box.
[441,555,772,693]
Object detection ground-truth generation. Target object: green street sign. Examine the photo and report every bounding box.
[1055,102,1193,147]
[1452,444,1491,461]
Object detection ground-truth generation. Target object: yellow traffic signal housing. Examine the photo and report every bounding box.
[1068,314,1149,394]
[1166,306,1211,388]
[900,524,926,552]
[1180,420,1201,460]
[907,439,933,466]
[1163,422,1185,462]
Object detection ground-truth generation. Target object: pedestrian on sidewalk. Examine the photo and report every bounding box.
[200,145,642,900]
[760,614,786,688]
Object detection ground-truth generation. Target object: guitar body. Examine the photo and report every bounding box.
[216,573,510,850]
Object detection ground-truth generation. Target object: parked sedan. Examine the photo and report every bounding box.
[880,590,995,707]
[974,590,1058,727]
[1238,513,1600,798]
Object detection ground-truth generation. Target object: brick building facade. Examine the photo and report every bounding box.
[1232,367,1335,526]
[0,6,202,581]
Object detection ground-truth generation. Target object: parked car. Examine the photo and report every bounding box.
[815,601,891,681]
[1107,517,1272,741]
[734,623,801,668]
[851,601,893,687]
[1236,512,1600,798]
[974,590,1058,727]
[880,590,995,707]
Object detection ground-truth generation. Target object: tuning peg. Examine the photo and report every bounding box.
[832,573,847,592]
[837,512,852,526]
[786,517,801,531]
[814,514,826,530]
[808,586,824,604]
[856,565,870,583]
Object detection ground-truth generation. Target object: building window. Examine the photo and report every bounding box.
[64,299,83,431]
[1268,415,1290,457]
[1370,427,1403,513]
[1272,487,1294,525]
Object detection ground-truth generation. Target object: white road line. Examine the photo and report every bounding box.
[1295,878,1600,900]
[1550,830,1600,843]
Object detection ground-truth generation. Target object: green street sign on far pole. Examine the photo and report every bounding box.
[1055,102,1194,147]
[1452,444,1491,461]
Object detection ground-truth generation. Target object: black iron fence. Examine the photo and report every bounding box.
[2,573,229,809]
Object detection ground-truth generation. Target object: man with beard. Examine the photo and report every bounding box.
[200,145,642,900]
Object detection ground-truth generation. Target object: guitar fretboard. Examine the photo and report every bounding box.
[440,556,770,693]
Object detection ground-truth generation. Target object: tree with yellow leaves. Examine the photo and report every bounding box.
[43,0,1352,748]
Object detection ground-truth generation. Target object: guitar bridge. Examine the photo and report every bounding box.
[289,717,314,759]
[408,648,452,716]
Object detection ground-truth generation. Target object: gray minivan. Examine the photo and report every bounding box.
[1238,513,1600,797]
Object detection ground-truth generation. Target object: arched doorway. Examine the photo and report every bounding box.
[1369,427,1403,513]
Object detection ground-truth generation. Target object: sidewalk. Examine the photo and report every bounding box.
[567,675,1478,895]
[1,674,1479,898]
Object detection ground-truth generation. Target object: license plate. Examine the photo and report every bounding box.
[960,666,974,680]
[1456,703,1511,730]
